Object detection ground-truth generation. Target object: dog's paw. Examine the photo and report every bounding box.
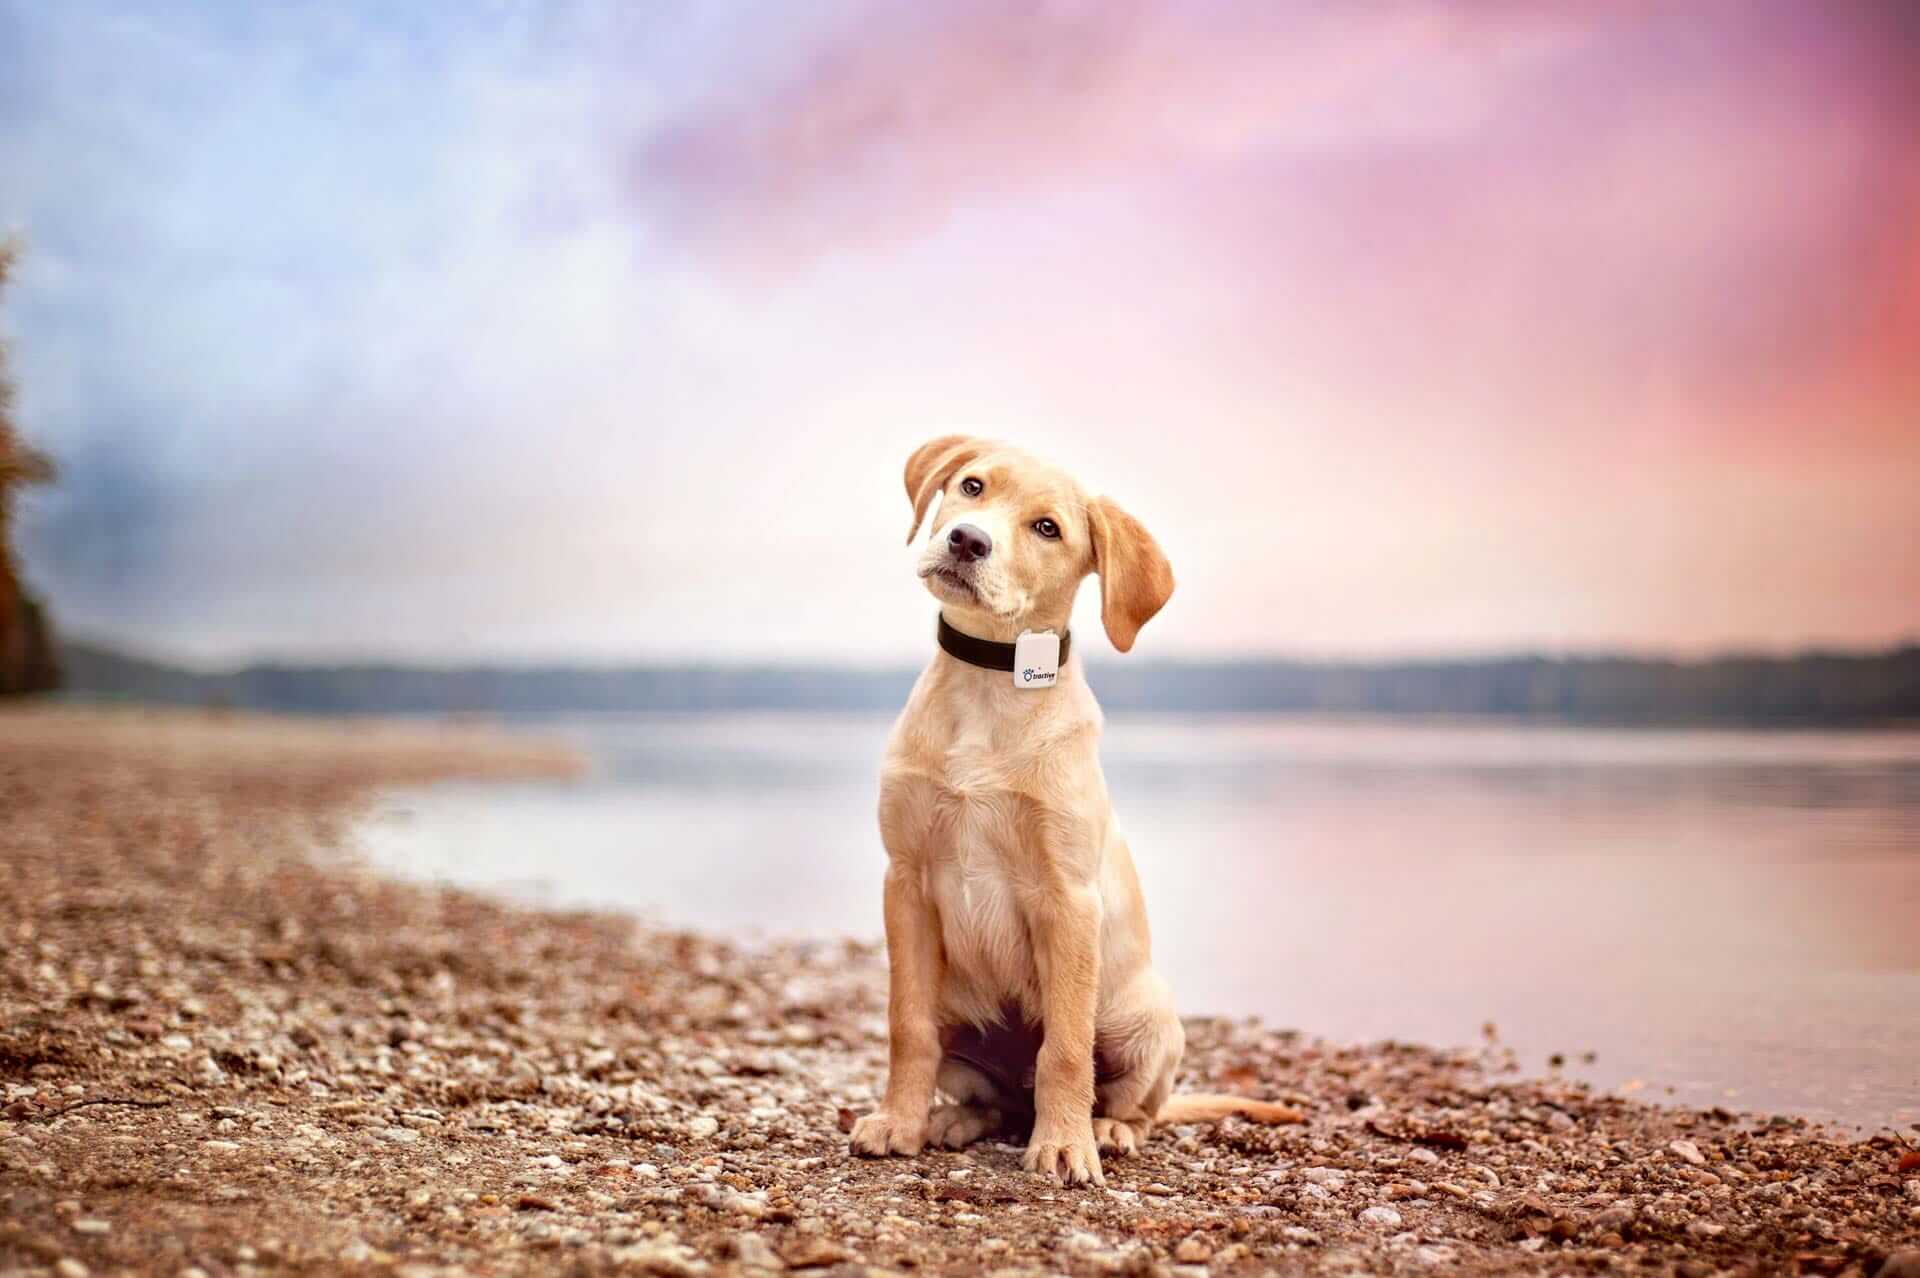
[1022,1120,1104,1186]
[849,1108,927,1158]
[928,1103,998,1150]
[1093,1117,1145,1157]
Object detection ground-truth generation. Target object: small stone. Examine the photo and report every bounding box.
[1088,1246,1150,1274]
[203,1139,241,1152]
[160,1034,193,1052]
[56,1261,89,1278]
[381,1126,419,1144]
[1357,1205,1403,1229]
[1589,1205,1635,1234]
[612,1240,707,1277]
[1140,1182,1176,1197]
[71,1218,110,1235]
[723,1191,768,1219]
[1669,1139,1706,1166]
[686,1114,720,1140]
[730,1234,785,1270]
[1280,1226,1320,1246]
[781,1237,850,1269]
[1173,1237,1211,1263]
[1878,1251,1920,1278]
[1413,1246,1457,1266]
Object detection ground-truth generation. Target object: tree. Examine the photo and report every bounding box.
[0,239,60,695]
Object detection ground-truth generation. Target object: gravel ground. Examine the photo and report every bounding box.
[3,706,1917,1278]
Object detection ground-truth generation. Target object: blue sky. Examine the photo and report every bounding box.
[4,1,1916,664]
[4,1,818,660]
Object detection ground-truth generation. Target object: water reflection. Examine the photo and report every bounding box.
[359,714,1920,1130]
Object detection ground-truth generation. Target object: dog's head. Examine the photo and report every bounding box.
[903,435,1174,652]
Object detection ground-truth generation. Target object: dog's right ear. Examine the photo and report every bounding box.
[904,435,988,543]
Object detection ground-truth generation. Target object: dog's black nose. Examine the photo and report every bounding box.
[947,523,992,563]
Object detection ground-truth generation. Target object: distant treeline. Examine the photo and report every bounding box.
[56,638,1920,725]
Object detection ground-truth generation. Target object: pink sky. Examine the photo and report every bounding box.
[621,1,1920,659]
[10,1,1919,661]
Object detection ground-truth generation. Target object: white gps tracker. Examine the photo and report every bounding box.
[1013,630,1061,690]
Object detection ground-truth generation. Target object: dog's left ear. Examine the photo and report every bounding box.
[904,435,989,543]
[1089,496,1174,653]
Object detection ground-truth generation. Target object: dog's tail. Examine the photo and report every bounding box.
[1158,1093,1306,1125]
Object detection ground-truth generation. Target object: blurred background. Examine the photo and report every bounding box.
[2,2,1916,1128]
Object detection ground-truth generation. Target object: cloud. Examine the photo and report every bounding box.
[624,0,1919,467]
[3,1,1915,661]
[631,0,1599,269]
[0,2,720,656]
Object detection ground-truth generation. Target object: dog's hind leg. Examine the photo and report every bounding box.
[1092,1005,1184,1157]
[1093,1069,1171,1156]
[927,1059,1012,1149]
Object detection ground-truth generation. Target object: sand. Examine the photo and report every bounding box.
[2,705,1916,1277]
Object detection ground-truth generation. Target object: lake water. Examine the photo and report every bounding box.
[355,713,1920,1133]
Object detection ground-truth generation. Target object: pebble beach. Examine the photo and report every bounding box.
[3,706,1917,1277]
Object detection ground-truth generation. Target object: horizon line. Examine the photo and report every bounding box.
[62,633,1920,677]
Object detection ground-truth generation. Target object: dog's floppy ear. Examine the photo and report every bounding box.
[1089,496,1174,653]
[904,435,988,543]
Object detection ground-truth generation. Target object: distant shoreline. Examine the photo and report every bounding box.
[53,636,1920,726]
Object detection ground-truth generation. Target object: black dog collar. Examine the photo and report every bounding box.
[937,614,1070,673]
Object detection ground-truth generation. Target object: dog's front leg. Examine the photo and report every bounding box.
[1024,880,1104,1186]
[850,863,943,1157]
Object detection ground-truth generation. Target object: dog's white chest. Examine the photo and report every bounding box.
[922,765,1040,1021]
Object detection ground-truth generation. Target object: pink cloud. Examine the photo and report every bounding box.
[631,1,1917,443]
[616,1,1920,655]
[633,0,1600,267]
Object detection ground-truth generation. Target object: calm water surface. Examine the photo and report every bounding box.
[356,713,1920,1131]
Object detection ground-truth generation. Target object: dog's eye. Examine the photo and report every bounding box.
[1032,518,1060,540]
[958,477,984,497]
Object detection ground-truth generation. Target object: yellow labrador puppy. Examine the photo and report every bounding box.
[850,436,1300,1187]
